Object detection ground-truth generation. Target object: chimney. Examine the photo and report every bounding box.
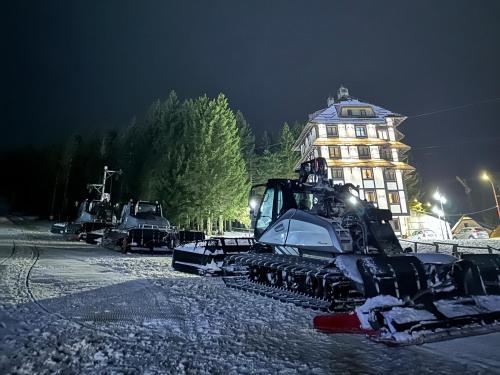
[337,85,349,101]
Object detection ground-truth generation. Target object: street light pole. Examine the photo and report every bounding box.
[433,189,449,239]
[482,173,500,222]
[439,197,448,239]
[432,205,445,239]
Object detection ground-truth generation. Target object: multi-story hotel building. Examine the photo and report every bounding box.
[293,86,413,235]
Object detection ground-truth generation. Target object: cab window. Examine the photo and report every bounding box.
[256,187,274,235]
[294,192,314,211]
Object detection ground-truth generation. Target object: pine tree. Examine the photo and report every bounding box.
[148,91,190,223]
[401,153,422,203]
[276,122,300,179]
[180,94,250,232]
[235,110,256,183]
[260,131,272,153]
[253,123,300,184]
[61,134,82,219]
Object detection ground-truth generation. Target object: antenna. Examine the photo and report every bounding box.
[87,166,122,201]
[456,176,472,195]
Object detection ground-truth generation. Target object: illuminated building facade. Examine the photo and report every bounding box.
[293,86,413,235]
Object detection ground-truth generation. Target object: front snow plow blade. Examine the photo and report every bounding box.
[313,255,500,346]
[313,295,500,346]
[350,295,500,346]
[172,237,254,275]
[125,228,177,251]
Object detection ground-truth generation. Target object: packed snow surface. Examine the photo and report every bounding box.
[1,220,500,374]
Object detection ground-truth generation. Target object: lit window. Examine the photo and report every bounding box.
[361,168,373,180]
[391,218,401,232]
[358,146,370,159]
[385,169,397,181]
[326,125,338,137]
[355,125,367,138]
[365,190,377,202]
[380,147,392,160]
[328,146,342,159]
[331,168,343,179]
[388,192,400,204]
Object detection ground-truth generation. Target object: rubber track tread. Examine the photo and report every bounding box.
[223,276,332,311]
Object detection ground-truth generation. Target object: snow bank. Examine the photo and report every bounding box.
[400,238,500,255]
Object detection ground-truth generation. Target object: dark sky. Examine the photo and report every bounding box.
[3,0,500,218]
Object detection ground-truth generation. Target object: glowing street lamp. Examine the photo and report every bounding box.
[432,206,444,217]
[433,191,447,204]
[481,172,500,221]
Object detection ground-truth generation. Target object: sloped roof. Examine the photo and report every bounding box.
[451,214,494,233]
[309,99,402,124]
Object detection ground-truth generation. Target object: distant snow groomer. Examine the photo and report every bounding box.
[52,198,115,239]
[51,165,121,239]
[102,200,178,252]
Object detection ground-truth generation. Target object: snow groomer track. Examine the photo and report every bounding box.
[223,276,333,311]
[1,222,500,374]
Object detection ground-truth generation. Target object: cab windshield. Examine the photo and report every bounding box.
[136,202,160,215]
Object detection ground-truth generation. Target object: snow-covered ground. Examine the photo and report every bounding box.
[1,220,500,374]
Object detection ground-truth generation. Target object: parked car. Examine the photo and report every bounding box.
[453,227,489,239]
[408,229,437,241]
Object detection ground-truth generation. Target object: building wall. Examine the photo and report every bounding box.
[403,210,452,239]
[296,108,411,236]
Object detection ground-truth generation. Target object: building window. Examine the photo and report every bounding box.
[385,169,397,181]
[380,147,392,161]
[390,218,401,232]
[388,192,400,204]
[378,129,388,140]
[360,109,367,117]
[357,145,370,159]
[331,168,343,179]
[347,109,353,116]
[355,125,367,138]
[361,168,373,180]
[326,125,338,137]
[328,146,342,159]
[365,190,377,202]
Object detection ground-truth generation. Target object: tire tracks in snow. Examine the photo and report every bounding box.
[25,245,56,316]
[22,242,176,349]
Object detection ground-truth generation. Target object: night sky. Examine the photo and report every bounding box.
[3,1,500,219]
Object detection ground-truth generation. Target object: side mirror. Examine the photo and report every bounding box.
[403,247,413,253]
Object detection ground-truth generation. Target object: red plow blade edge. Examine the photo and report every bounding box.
[313,313,377,335]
